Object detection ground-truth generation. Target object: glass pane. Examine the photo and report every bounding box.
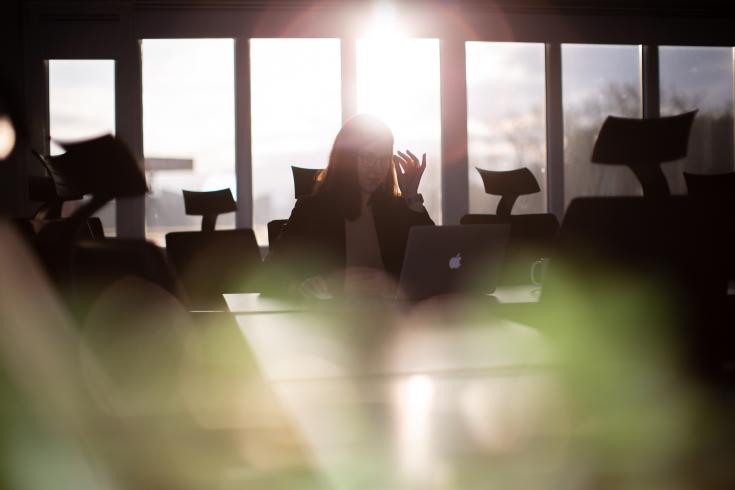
[562,44,642,207]
[466,42,547,215]
[660,46,734,194]
[142,39,235,246]
[250,38,342,245]
[357,38,442,223]
[48,59,116,235]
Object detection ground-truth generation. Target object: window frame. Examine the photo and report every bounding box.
[25,3,735,237]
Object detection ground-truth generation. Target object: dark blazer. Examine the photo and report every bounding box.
[266,193,434,287]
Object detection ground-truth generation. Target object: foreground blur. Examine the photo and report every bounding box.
[1,220,734,490]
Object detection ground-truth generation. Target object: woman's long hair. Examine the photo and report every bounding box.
[316,114,400,220]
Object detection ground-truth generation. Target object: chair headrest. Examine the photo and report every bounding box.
[475,167,541,216]
[591,110,697,166]
[292,166,324,199]
[476,167,541,197]
[182,188,237,216]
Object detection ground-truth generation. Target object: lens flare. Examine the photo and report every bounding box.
[0,115,16,160]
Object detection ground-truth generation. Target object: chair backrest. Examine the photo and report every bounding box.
[546,196,732,384]
[27,174,74,220]
[182,188,237,231]
[591,110,697,197]
[70,238,183,319]
[165,229,262,310]
[475,167,541,217]
[267,219,288,246]
[683,171,735,198]
[291,166,323,199]
[13,217,106,283]
[461,213,560,284]
[29,136,147,287]
[547,196,727,307]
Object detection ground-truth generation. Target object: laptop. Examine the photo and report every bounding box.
[397,225,510,300]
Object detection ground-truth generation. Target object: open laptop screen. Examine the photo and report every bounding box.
[397,225,510,300]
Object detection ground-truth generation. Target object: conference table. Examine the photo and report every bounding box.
[222,286,567,490]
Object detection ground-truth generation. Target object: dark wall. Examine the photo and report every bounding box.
[0,0,25,218]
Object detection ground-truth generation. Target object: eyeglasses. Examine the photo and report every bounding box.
[358,152,392,170]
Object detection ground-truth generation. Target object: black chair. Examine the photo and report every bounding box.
[683,171,735,198]
[591,110,697,197]
[267,219,289,245]
[182,188,237,232]
[14,217,105,250]
[30,135,147,285]
[544,196,732,386]
[683,171,735,282]
[166,189,262,310]
[23,153,106,251]
[70,238,184,320]
[461,167,559,284]
[291,165,323,199]
[267,166,324,247]
[27,136,171,321]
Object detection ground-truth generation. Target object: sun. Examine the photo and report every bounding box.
[363,0,406,41]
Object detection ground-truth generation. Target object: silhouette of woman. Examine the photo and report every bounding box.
[267,114,434,298]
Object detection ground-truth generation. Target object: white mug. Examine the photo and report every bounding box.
[530,258,551,286]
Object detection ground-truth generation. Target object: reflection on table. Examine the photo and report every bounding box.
[225,292,563,490]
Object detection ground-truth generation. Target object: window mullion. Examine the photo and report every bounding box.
[116,39,145,238]
[439,38,469,225]
[340,36,357,123]
[642,44,660,119]
[235,37,253,229]
[545,43,565,220]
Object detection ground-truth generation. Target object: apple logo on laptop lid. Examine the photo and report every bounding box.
[449,253,462,270]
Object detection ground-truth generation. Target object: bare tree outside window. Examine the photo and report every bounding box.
[466,42,547,215]
[660,47,734,194]
[562,45,642,207]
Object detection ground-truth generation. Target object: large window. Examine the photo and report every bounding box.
[562,44,642,206]
[48,59,116,235]
[142,39,235,246]
[250,38,342,245]
[46,33,735,239]
[466,42,547,215]
[660,46,734,194]
[357,38,442,223]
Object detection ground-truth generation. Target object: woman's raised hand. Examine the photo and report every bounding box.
[393,150,426,198]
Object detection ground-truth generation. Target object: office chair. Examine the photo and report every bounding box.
[267,165,324,246]
[70,238,185,320]
[182,188,237,231]
[30,135,146,286]
[591,110,697,197]
[166,189,262,310]
[545,196,732,387]
[461,167,559,284]
[683,171,735,283]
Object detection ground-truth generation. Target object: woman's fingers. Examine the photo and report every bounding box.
[396,150,416,171]
[405,149,421,167]
[393,156,405,176]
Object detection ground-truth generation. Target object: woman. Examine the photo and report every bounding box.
[267,114,434,298]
